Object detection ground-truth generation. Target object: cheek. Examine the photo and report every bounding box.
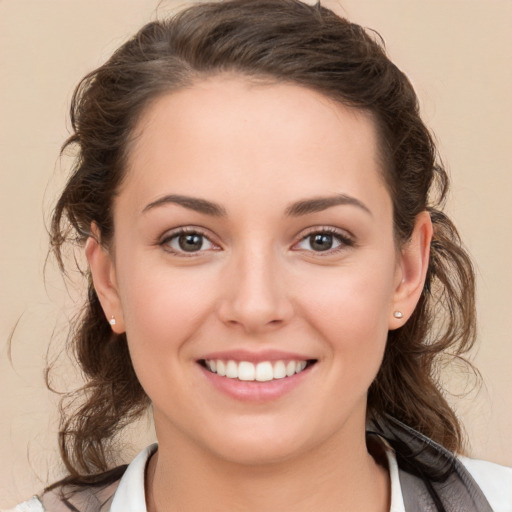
[297,256,396,365]
[115,258,217,372]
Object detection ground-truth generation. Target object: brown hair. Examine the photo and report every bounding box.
[50,0,476,481]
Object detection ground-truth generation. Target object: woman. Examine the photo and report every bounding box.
[8,1,511,511]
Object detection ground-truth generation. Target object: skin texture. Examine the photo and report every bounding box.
[86,76,432,511]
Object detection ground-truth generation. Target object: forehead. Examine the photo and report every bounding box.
[121,76,388,214]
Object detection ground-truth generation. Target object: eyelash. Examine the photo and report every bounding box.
[159,226,355,257]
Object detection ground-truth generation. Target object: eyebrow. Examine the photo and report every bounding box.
[142,194,227,216]
[285,194,372,217]
[142,192,371,217]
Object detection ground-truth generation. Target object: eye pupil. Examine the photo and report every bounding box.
[179,234,203,252]
[310,233,333,251]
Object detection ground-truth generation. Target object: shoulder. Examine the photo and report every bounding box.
[3,484,118,512]
[6,444,157,512]
[4,464,129,512]
[458,456,512,512]
[1,497,44,512]
[370,418,512,511]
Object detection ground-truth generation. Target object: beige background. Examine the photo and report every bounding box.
[1,0,511,507]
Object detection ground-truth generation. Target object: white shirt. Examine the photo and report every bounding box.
[7,443,512,512]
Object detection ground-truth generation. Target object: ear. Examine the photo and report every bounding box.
[389,211,433,330]
[85,223,125,333]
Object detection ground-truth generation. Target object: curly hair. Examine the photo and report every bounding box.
[49,0,476,482]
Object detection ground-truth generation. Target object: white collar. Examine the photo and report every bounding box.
[109,442,406,512]
[110,444,157,512]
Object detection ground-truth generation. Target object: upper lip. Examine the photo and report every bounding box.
[199,349,315,363]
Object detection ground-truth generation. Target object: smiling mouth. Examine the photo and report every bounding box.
[200,359,317,382]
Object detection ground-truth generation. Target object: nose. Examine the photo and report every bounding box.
[217,246,294,334]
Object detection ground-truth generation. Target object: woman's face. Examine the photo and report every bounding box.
[90,76,428,465]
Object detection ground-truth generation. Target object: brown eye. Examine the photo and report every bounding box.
[294,229,353,254]
[309,233,335,251]
[178,233,204,252]
[162,231,216,254]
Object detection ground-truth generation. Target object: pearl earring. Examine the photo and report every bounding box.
[109,315,116,326]
[393,311,404,319]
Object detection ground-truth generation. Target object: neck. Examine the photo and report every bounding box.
[146,426,390,512]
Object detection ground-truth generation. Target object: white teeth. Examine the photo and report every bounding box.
[204,359,310,381]
[273,360,286,379]
[217,360,226,377]
[286,361,296,377]
[226,360,238,378]
[238,361,255,381]
[255,362,273,382]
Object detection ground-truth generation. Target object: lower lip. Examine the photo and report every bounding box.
[199,364,313,402]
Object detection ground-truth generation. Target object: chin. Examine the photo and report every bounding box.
[210,435,307,467]
[195,414,335,468]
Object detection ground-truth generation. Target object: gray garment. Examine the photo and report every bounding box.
[373,416,494,512]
